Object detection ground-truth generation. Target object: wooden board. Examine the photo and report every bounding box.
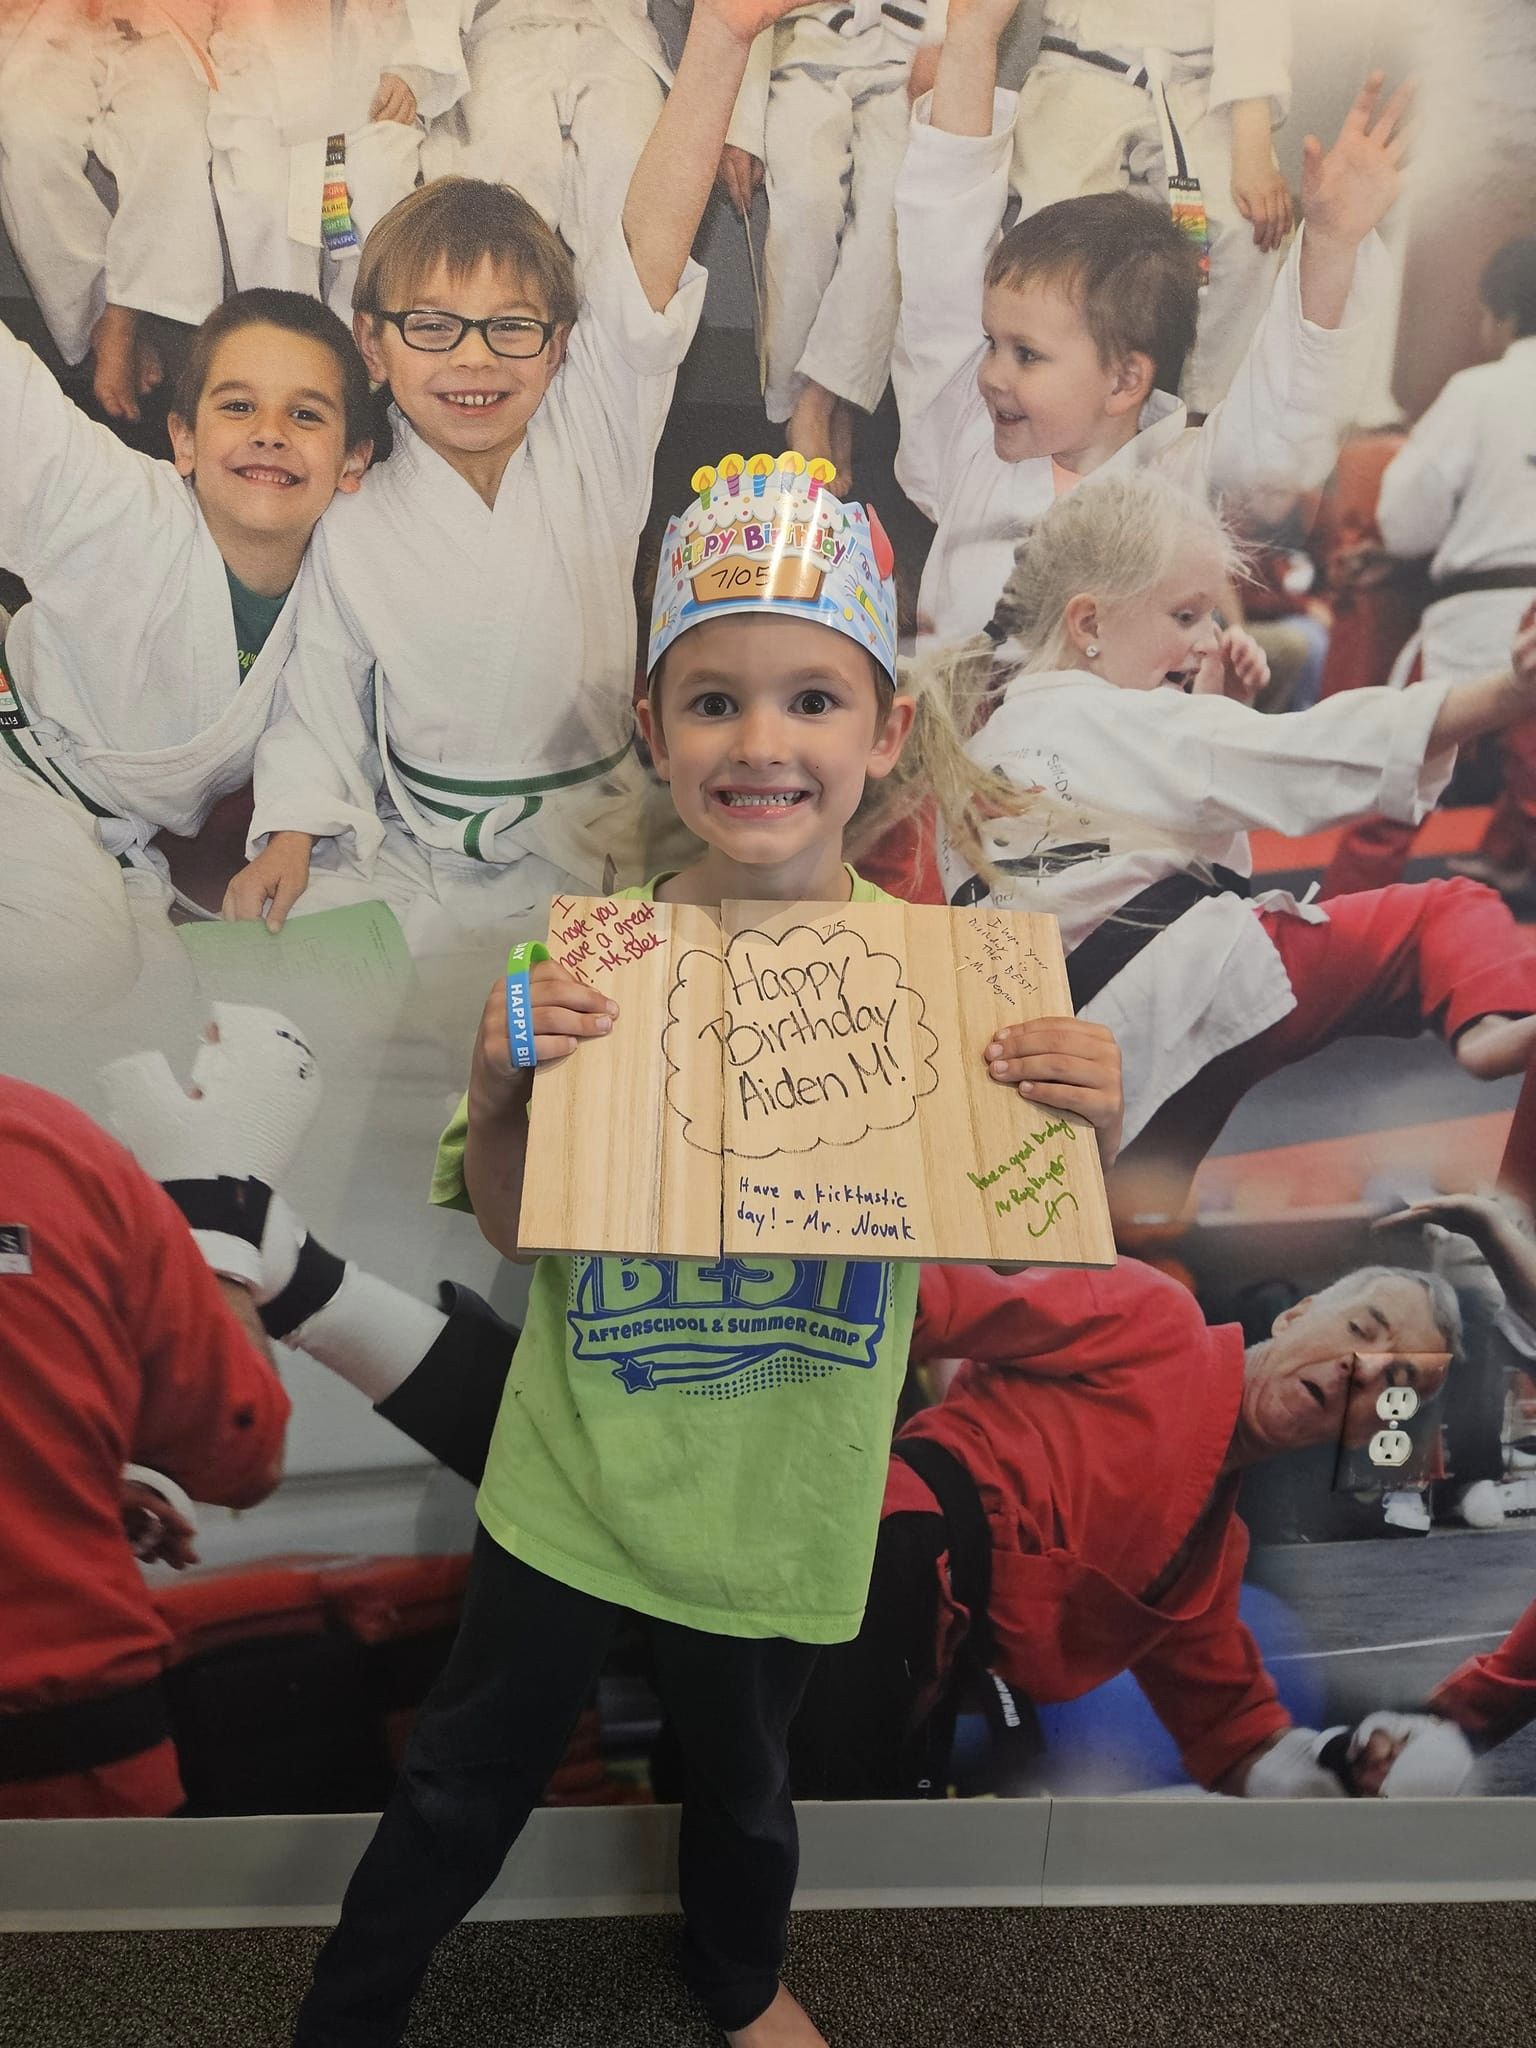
[518,895,1115,1267]
[518,892,723,1259]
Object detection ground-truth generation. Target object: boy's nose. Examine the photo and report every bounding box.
[449,326,498,368]
[249,415,290,448]
[732,708,790,763]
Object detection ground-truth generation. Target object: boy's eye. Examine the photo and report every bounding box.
[220,399,253,415]
[794,689,835,716]
[292,408,323,425]
[1014,347,1039,365]
[692,692,734,717]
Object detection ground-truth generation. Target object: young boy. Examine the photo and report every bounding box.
[1376,238,1536,896]
[1008,1,1294,416]
[286,456,1122,2047]
[892,0,1402,649]
[207,0,467,321]
[0,0,224,420]
[0,292,373,1004]
[723,0,947,492]
[227,0,802,963]
[421,0,672,272]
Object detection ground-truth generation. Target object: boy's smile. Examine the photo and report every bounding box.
[356,257,568,504]
[637,614,912,905]
[978,278,1148,472]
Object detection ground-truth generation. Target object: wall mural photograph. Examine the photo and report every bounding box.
[1,0,1535,2040]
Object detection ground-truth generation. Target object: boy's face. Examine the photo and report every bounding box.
[1080,557,1226,693]
[356,257,568,472]
[636,615,912,874]
[978,277,1148,469]
[169,324,368,545]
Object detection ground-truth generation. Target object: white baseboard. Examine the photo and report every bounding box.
[2,1796,1534,1932]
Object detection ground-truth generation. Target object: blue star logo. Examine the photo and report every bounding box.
[614,1358,656,1393]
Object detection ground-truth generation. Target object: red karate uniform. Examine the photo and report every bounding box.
[0,1079,290,1817]
[901,1259,1291,1790]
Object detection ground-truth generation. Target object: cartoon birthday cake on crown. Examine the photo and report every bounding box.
[648,452,900,681]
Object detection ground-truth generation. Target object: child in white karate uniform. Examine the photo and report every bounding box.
[0,0,223,420]
[932,470,1536,1206]
[0,291,373,1003]
[894,0,1399,653]
[1377,238,1536,896]
[228,0,809,974]
[207,0,467,321]
[422,0,676,272]
[1009,0,1294,415]
[724,0,946,492]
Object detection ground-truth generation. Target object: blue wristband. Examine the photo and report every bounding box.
[505,941,550,1069]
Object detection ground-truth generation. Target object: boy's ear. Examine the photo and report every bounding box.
[1063,593,1100,656]
[864,690,916,781]
[352,311,389,385]
[337,440,375,496]
[634,690,669,778]
[167,411,196,480]
[548,324,571,375]
[1106,350,1156,417]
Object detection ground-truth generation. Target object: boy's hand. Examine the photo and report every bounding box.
[370,72,418,125]
[1193,625,1270,704]
[222,832,313,932]
[982,1016,1124,1168]
[717,144,764,215]
[468,962,618,1120]
[1301,71,1411,248]
[1232,155,1292,253]
[696,0,808,45]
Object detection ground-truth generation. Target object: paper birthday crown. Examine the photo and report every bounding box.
[648,452,900,681]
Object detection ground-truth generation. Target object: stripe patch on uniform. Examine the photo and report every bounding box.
[0,1224,33,1274]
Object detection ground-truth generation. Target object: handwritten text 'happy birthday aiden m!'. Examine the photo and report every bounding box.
[665,924,939,1159]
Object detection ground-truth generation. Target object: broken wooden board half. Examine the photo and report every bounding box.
[518,892,723,1259]
[519,895,1115,1266]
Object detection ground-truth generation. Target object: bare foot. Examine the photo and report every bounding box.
[726,1983,828,2046]
[91,302,143,421]
[1455,1011,1536,1080]
[787,379,837,470]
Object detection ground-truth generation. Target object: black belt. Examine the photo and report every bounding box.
[1037,34,1190,181]
[1430,566,1536,603]
[1039,31,1150,88]
[0,1676,171,1784]
[1066,865,1250,1010]
[890,1436,995,1666]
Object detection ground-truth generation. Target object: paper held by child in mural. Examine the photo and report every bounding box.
[519,893,1116,1265]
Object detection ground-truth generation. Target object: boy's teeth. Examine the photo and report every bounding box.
[720,791,802,808]
[444,392,501,407]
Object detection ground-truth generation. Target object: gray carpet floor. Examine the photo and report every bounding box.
[3,1904,1535,2047]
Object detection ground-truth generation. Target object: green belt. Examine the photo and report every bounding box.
[386,730,636,862]
[0,642,132,861]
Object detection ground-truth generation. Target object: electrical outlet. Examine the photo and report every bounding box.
[1331,1353,1450,1496]
[1367,1426,1415,1468]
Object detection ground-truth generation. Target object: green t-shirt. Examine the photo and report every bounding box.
[225,568,289,680]
[432,870,920,1643]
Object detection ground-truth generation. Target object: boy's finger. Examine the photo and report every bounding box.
[530,1005,615,1042]
[532,1033,582,1065]
[989,1053,1116,1089]
[1346,70,1386,128]
[984,1021,1118,1061]
[530,973,618,1017]
[1013,1081,1112,1118]
[1370,76,1415,140]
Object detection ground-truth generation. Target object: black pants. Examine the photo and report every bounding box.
[293,1529,819,2045]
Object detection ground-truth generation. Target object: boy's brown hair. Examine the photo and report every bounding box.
[172,288,376,450]
[353,177,580,332]
[986,191,1202,397]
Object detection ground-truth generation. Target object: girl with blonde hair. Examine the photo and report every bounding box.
[929,468,1536,1204]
